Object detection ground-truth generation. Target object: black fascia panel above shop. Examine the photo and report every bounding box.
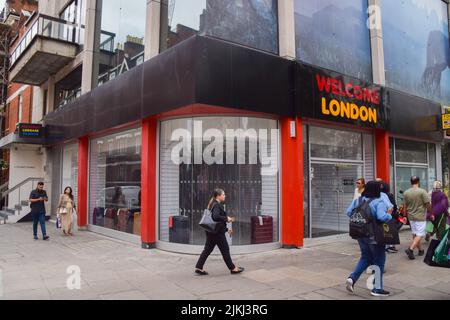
[193,36,294,116]
[295,62,389,130]
[386,88,443,142]
[44,35,294,143]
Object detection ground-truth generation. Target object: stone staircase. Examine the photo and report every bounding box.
[0,200,31,224]
[0,178,44,224]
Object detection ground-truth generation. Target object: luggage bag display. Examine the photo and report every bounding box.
[169,215,190,244]
[251,215,273,244]
[104,208,117,229]
[117,208,129,232]
[93,207,105,227]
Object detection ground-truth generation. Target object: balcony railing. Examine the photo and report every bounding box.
[100,30,116,52]
[10,14,80,68]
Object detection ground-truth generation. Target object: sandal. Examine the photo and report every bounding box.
[195,269,209,276]
[231,267,245,275]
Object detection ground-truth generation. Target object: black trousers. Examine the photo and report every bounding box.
[196,232,236,271]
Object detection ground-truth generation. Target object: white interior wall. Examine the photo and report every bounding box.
[8,145,45,212]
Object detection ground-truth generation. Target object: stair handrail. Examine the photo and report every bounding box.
[1,177,44,199]
[0,181,9,193]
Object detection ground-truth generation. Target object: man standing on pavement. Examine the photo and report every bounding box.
[403,176,431,260]
[29,182,49,241]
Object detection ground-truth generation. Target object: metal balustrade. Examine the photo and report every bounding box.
[10,14,80,68]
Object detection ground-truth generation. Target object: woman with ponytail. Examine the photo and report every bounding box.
[195,188,245,276]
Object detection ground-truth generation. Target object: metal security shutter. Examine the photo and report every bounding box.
[159,139,180,242]
[363,133,375,181]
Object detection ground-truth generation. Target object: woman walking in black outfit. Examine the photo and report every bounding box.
[195,189,245,276]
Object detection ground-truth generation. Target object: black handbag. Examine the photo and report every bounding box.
[199,208,220,234]
[373,219,400,245]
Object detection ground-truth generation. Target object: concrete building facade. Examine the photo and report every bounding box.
[0,0,448,253]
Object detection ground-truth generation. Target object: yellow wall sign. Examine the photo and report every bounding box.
[442,114,450,130]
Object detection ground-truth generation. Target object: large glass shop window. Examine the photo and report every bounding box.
[61,144,79,204]
[394,139,437,201]
[160,0,279,54]
[382,0,450,105]
[159,117,280,246]
[294,0,373,82]
[89,128,142,235]
[95,0,146,87]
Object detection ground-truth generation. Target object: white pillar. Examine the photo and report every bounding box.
[146,0,162,60]
[278,0,296,60]
[82,0,101,93]
[368,0,386,86]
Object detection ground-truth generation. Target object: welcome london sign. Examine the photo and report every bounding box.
[296,64,389,129]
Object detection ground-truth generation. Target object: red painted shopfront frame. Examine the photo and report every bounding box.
[76,103,307,248]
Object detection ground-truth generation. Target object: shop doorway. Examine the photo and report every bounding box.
[303,125,375,238]
[310,162,362,237]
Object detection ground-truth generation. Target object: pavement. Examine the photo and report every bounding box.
[0,222,449,300]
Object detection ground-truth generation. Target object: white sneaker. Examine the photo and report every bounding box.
[366,266,374,274]
[345,278,355,294]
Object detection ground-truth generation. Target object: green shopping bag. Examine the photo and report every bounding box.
[426,221,435,233]
[433,229,450,265]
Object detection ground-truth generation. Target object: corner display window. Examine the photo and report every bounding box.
[159,117,280,246]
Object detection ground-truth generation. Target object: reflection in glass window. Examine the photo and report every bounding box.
[89,128,142,235]
[60,0,86,48]
[159,117,280,246]
[382,0,450,105]
[55,66,82,110]
[160,0,279,54]
[309,127,363,160]
[395,139,428,164]
[392,139,438,202]
[396,167,429,199]
[96,0,146,86]
[62,144,78,204]
[294,0,372,82]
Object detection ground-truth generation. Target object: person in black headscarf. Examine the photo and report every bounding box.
[345,181,393,297]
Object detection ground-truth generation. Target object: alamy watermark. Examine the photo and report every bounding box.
[170,121,279,176]
[366,265,382,291]
[66,265,81,290]
[367,5,382,31]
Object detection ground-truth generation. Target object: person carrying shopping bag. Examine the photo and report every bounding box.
[426,181,449,241]
[57,187,76,236]
[195,188,245,276]
[346,181,393,297]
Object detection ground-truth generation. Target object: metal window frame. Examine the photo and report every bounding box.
[306,124,372,239]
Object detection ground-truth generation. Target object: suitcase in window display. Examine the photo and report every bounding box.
[133,212,141,235]
[169,213,190,244]
[93,207,105,227]
[117,208,129,232]
[104,208,117,230]
[251,215,274,244]
[127,209,140,234]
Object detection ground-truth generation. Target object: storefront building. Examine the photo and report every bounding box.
[2,0,449,253]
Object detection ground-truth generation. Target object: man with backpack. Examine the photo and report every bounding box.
[345,181,393,297]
